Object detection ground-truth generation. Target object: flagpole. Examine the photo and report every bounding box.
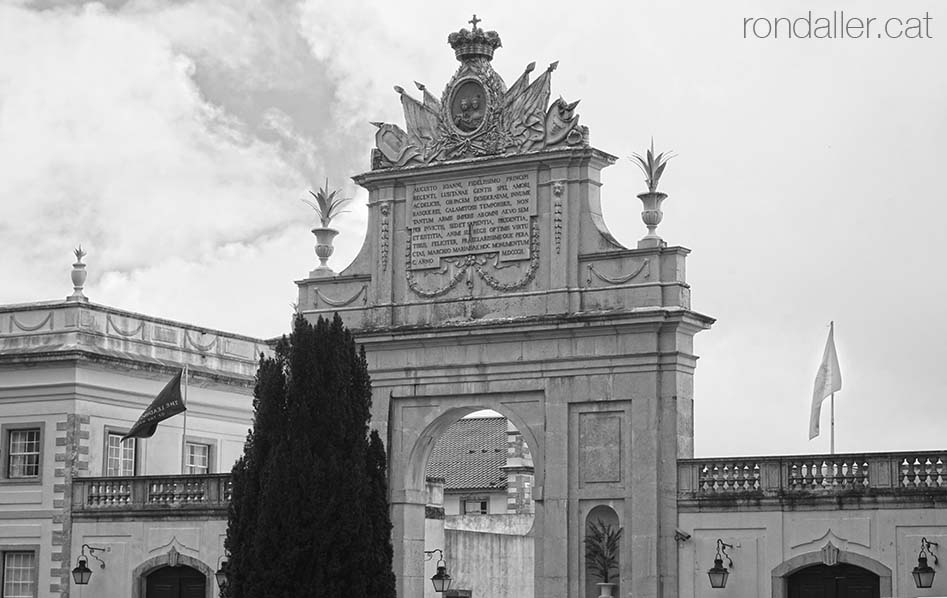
[830,392,835,455]
[181,364,188,474]
[830,321,835,455]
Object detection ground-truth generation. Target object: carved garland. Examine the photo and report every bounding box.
[9,312,53,332]
[107,314,144,338]
[586,259,650,287]
[313,284,368,308]
[406,220,540,297]
[184,331,217,352]
[473,220,541,291]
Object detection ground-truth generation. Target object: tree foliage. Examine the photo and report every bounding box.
[584,519,622,584]
[223,314,395,598]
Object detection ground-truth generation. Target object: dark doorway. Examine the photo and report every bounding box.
[788,563,879,598]
[146,565,206,598]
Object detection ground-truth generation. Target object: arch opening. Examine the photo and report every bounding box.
[417,407,538,598]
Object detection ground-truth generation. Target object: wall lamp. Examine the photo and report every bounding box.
[215,555,229,590]
[424,549,452,593]
[913,537,939,589]
[707,539,734,589]
[72,544,109,585]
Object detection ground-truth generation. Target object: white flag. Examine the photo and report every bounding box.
[809,322,842,439]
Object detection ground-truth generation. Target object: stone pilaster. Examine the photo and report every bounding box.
[52,414,90,597]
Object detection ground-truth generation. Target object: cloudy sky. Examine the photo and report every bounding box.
[1,0,944,458]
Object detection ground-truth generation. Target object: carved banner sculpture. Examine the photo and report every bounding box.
[371,18,587,169]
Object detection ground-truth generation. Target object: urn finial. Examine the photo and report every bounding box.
[68,245,89,301]
[302,181,351,277]
[630,140,674,248]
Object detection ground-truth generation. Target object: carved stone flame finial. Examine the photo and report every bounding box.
[68,244,89,302]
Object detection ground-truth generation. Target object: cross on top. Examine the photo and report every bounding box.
[469,14,481,30]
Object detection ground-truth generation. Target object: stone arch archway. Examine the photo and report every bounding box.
[771,549,892,598]
[131,551,215,598]
[389,393,546,598]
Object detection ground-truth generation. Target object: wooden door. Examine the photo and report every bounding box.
[146,565,206,598]
[788,564,879,598]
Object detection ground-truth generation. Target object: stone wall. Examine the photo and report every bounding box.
[445,525,534,598]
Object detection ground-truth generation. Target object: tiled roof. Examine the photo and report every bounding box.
[426,417,508,491]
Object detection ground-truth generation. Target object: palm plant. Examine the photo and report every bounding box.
[584,519,623,584]
[301,180,351,228]
[630,139,674,194]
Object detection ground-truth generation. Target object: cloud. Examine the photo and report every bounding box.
[0,1,369,335]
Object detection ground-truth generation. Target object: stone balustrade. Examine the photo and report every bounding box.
[678,451,947,511]
[72,474,232,519]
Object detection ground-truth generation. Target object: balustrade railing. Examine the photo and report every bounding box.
[72,474,232,514]
[679,451,947,499]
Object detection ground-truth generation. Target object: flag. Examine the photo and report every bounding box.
[808,323,842,439]
[123,369,186,440]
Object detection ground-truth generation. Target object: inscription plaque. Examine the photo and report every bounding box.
[408,170,536,270]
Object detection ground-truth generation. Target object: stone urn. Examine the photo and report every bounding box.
[637,190,667,248]
[596,582,617,597]
[68,246,88,301]
[311,226,339,276]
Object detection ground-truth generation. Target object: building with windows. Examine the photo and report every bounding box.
[0,289,268,598]
[426,416,534,516]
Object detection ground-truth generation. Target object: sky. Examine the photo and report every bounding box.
[1,0,945,458]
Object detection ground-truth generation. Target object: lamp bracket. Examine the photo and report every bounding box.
[81,544,109,569]
[920,537,939,565]
[715,538,735,569]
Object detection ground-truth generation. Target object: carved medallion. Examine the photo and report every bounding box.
[450,79,487,134]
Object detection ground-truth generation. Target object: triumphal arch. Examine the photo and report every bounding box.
[298,19,713,598]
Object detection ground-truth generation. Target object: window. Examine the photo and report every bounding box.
[6,429,40,479]
[463,498,488,515]
[185,442,210,475]
[105,433,136,477]
[1,551,36,598]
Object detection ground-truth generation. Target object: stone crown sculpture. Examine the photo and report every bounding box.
[370,16,588,170]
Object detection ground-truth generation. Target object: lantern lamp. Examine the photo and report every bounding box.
[215,556,229,589]
[71,544,107,585]
[913,537,939,589]
[707,539,734,589]
[424,549,452,593]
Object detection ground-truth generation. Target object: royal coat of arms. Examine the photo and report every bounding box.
[371,16,587,170]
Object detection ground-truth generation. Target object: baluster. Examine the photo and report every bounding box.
[752,463,761,490]
[862,462,870,488]
[901,458,911,487]
[913,458,923,487]
[790,463,800,489]
[699,465,709,492]
[925,459,934,487]
[711,465,721,492]
[936,458,945,488]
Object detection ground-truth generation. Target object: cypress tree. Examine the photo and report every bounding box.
[223,314,394,598]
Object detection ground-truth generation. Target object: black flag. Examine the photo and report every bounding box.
[122,369,186,440]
